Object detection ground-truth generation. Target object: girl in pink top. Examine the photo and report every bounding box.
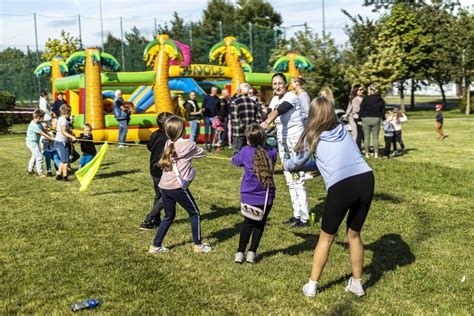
[148,116,212,254]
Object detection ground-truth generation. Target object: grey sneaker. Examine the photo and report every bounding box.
[234,252,244,264]
[148,245,169,254]
[302,281,321,297]
[246,251,257,263]
[194,243,212,253]
[345,277,365,297]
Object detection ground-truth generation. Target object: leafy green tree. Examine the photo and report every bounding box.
[455,7,474,114]
[104,32,125,67]
[124,26,148,71]
[42,30,80,61]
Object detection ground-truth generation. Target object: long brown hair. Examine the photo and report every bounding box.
[294,96,339,153]
[245,124,274,189]
[158,115,186,171]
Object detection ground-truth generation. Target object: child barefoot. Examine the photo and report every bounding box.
[231,124,277,264]
[148,115,211,254]
[26,109,55,177]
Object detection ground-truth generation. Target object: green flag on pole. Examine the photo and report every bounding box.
[75,142,108,192]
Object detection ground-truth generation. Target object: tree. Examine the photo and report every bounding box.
[455,7,474,114]
[104,32,125,69]
[125,26,148,71]
[270,26,350,107]
[42,30,80,61]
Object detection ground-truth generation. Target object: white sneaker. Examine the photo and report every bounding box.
[118,144,128,148]
[302,281,321,297]
[345,277,365,297]
[234,252,244,263]
[246,251,257,263]
[148,245,169,254]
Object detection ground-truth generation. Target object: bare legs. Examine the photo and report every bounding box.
[309,228,363,282]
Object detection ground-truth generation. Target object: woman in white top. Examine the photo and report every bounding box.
[261,73,309,227]
[290,76,311,123]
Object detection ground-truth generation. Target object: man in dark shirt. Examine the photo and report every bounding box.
[52,93,66,118]
[231,82,262,152]
[202,86,220,151]
[139,112,173,230]
[184,91,202,143]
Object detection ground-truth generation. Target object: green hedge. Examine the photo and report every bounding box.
[0,91,15,111]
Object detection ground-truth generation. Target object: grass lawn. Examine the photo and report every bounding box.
[1,117,473,314]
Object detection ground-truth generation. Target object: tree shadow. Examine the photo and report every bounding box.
[323,233,415,291]
[174,205,239,224]
[95,169,142,179]
[258,232,318,260]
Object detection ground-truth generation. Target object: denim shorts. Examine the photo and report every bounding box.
[55,141,70,163]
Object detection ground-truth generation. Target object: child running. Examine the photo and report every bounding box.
[26,109,55,177]
[148,115,212,254]
[284,96,374,298]
[77,123,97,169]
[231,124,277,264]
[435,104,447,140]
[139,112,173,230]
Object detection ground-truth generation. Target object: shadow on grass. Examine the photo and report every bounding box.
[323,233,415,291]
[207,222,240,243]
[175,205,239,224]
[373,193,402,203]
[95,169,142,179]
[89,188,139,196]
[259,232,318,259]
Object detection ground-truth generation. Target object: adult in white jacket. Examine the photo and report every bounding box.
[261,73,309,227]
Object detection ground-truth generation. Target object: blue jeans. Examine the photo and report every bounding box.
[189,120,200,143]
[153,188,201,247]
[43,150,60,172]
[118,120,128,144]
[79,155,95,169]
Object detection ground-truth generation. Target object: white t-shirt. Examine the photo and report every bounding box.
[269,91,305,139]
[39,97,52,121]
[55,116,69,142]
[298,91,311,118]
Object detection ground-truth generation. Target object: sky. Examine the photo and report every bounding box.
[0,0,473,51]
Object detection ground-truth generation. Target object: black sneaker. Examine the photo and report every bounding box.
[282,217,299,225]
[56,175,62,181]
[62,176,69,181]
[27,171,35,176]
[47,171,53,177]
[293,219,310,228]
[139,221,155,231]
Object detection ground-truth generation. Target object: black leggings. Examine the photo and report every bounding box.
[394,130,405,150]
[237,204,272,253]
[384,136,394,157]
[321,172,374,235]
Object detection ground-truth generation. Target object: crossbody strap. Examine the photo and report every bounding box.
[263,187,270,213]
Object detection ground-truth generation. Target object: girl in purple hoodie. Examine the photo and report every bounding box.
[148,116,212,254]
[231,124,277,264]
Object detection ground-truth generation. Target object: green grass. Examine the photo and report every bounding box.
[1,117,473,314]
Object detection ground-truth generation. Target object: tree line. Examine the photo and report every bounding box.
[0,0,472,112]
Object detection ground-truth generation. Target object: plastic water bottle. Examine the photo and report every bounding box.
[310,212,316,225]
[71,299,103,312]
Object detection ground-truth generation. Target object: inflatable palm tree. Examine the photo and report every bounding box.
[34,55,69,97]
[209,36,253,94]
[143,34,183,114]
[66,48,120,129]
[272,52,313,78]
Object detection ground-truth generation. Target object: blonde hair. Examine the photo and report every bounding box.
[245,124,274,189]
[368,83,378,95]
[59,104,70,115]
[291,75,305,86]
[158,116,186,170]
[319,86,335,105]
[294,96,339,153]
